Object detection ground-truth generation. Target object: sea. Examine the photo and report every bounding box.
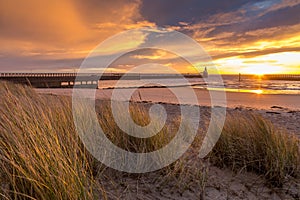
[97,75,300,95]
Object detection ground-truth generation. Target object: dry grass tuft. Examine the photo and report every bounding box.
[95,101,178,153]
[210,111,300,186]
[0,82,100,199]
[0,82,206,198]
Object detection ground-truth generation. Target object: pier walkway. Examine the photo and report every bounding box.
[0,73,203,88]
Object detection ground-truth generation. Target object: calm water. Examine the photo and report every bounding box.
[97,75,300,95]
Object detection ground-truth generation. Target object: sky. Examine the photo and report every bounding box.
[0,0,299,74]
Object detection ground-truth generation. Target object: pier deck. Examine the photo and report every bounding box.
[0,73,203,88]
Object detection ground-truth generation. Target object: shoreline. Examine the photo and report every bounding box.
[36,88,300,137]
[36,87,300,111]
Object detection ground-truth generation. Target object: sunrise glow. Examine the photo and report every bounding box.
[0,0,299,75]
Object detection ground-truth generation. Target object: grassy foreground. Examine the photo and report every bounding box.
[0,82,299,199]
[0,82,99,199]
[210,112,300,186]
[0,82,204,199]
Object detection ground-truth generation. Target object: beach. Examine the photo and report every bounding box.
[0,82,299,199]
[2,1,300,198]
[36,87,300,110]
[37,87,300,136]
[95,101,300,199]
[34,87,300,199]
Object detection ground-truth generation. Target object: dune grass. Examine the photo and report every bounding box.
[0,82,100,199]
[0,82,206,199]
[95,101,179,153]
[210,111,300,186]
[0,81,299,199]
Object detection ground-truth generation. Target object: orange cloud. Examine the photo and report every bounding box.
[0,0,157,71]
[0,0,88,44]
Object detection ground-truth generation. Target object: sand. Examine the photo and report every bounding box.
[95,102,299,199]
[36,88,300,199]
[36,87,300,137]
[100,165,299,199]
[36,87,300,110]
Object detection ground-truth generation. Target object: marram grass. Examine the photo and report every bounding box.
[0,82,100,199]
[210,111,300,186]
[0,81,298,199]
[0,82,205,199]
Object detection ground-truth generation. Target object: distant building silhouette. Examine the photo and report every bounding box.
[203,67,208,78]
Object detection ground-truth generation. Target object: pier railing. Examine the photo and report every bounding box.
[0,73,204,88]
[0,73,78,77]
[0,73,100,88]
[262,74,300,81]
[0,73,203,78]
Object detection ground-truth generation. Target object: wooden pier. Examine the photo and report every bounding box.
[262,74,300,81]
[0,73,203,88]
[0,73,108,88]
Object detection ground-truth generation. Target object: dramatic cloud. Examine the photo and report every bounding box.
[0,0,299,73]
[0,0,155,71]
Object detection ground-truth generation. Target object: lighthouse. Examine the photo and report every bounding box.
[203,67,208,78]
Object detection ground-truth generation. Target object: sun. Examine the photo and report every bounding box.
[242,65,283,75]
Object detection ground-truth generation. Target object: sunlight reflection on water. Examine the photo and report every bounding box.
[96,76,300,95]
[195,87,300,95]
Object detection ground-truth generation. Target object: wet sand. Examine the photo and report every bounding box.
[36,87,300,110]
